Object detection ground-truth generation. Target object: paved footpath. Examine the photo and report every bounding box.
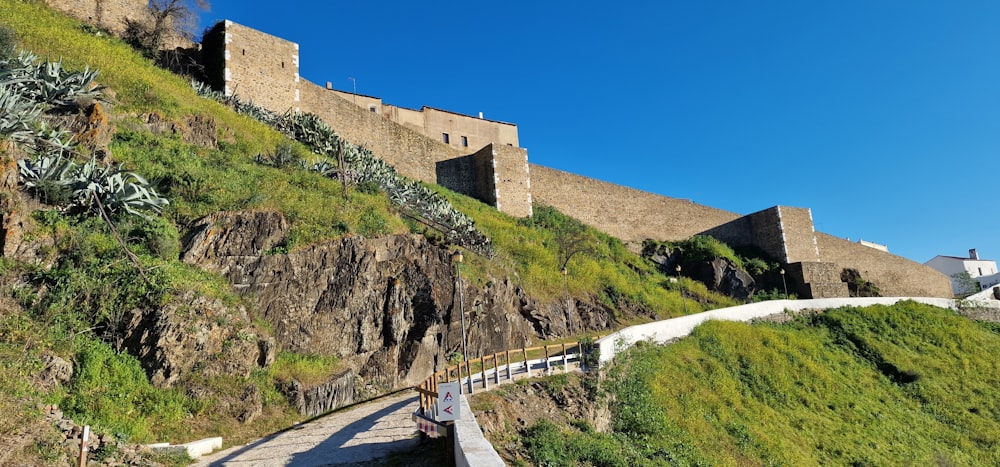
[193,392,420,466]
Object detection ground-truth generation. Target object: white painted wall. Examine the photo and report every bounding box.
[454,395,505,467]
[595,297,970,364]
[925,255,1000,294]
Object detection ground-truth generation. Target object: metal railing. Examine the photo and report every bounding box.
[414,336,600,417]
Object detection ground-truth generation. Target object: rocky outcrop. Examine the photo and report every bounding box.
[0,141,28,257]
[181,210,617,397]
[118,289,273,388]
[280,370,357,417]
[706,257,756,300]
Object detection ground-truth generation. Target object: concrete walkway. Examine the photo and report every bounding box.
[193,392,420,466]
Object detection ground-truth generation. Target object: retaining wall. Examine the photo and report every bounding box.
[594,297,971,364]
[529,164,742,242]
[454,395,505,467]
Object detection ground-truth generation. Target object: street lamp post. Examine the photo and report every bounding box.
[676,265,687,313]
[780,268,787,298]
[453,251,468,368]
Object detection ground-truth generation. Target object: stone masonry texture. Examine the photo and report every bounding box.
[45,0,147,36]
[221,22,300,113]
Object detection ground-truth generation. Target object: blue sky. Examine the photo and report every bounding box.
[200,1,1000,264]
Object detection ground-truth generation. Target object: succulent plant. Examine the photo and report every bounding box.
[193,81,495,257]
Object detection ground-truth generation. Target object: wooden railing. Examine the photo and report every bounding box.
[414,336,600,417]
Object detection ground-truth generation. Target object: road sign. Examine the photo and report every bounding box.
[436,382,461,422]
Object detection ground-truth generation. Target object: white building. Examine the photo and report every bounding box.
[924,249,1000,296]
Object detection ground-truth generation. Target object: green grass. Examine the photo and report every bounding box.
[440,192,739,316]
[519,301,1000,466]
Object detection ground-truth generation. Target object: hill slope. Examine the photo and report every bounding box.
[0,1,742,464]
[475,301,1000,466]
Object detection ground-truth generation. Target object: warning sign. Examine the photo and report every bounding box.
[436,382,461,422]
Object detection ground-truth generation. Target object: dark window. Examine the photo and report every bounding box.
[369,105,377,113]
[979,267,984,276]
[242,49,245,55]
[281,61,285,68]
[461,136,468,147]
[442,133,450,144]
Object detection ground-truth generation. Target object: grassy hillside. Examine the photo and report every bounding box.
[504,301,1000,466]
[0,1,743,463]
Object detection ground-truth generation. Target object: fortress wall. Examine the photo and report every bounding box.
[45,0,147,35]
[774,207,821,263]
[816,232,953,297]
[491,144,532,218]
[298,81,466,184]
[221,22,300,113]
[529,164,741,243]
[435,146,496,206]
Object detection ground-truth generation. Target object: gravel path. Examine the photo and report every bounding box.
[193,393,420,466]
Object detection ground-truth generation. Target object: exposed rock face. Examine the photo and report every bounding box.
[118,289,273,388]
[72,102,115,157]
[280,370,356,417]
[141,112,218,148]
[37,354,74,389]
[181,210,617,396]
[708,257,756,300]
[0,142,28,257]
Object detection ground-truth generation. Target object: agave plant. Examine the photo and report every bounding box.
[18,154,168,219]
[70,158,169,219]
[192,81,495,256]
[0,84,41,142]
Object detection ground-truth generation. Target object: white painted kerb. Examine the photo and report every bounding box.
[595,297,961,364]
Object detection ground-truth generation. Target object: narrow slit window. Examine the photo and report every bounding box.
[461,136,468,147]
[442,133,450,144]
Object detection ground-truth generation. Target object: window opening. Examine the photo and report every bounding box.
[442,133,450,144]
[461,136,468,147]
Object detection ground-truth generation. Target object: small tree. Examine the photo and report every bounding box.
[125,0,209,53]
[951,272,980,297]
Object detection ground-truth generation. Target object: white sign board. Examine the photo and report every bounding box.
[436,382,461,422]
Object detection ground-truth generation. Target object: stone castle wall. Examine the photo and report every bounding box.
[214,21,300,113]
[45,0,146,35]
[816,233,953,297]
[528,164,742,242]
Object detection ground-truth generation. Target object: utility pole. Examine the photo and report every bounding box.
[452,251,469,393]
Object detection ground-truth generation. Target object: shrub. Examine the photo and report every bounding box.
[356,207,389,237]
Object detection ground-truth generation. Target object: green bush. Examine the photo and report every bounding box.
[356,206,389,237]
[61,337,190,442]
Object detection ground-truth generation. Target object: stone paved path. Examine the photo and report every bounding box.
[193,392,420,466]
